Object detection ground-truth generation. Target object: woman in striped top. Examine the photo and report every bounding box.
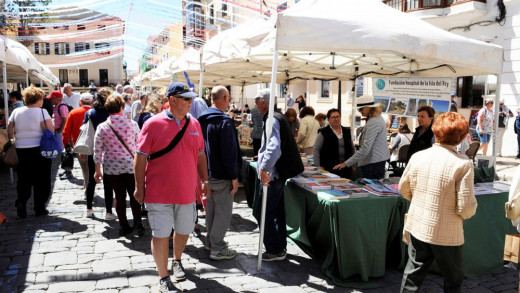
[334,95,390,179]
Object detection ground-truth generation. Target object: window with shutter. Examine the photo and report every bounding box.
[54,43,59,55]
[46,43,50,55]
[35,43,39,55]
[66,43,70,54]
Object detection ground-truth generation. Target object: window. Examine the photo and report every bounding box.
[59,69,68,84]
[54,25,69,30]
[97,24,106,30]
[422,0,441,7]
[209,4,214,25]
[95,43,110,55]
[193,6,204,37]
[77,24,85,30]
[222,3,227,17]
[75,42,90,52]
[34,42,50,55]
[54,43,70,55]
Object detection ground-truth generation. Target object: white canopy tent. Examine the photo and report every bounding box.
[200,0,504,270]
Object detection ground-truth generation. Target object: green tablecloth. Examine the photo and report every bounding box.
[285,182,406,286]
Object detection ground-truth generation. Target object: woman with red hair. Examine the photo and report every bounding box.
[399,112,478,293]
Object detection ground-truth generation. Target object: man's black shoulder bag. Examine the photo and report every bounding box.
[149,115,190,160]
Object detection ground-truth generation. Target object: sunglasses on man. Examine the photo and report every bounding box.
[175,95,193,101]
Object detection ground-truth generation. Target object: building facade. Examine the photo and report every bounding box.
[11,7,125,87]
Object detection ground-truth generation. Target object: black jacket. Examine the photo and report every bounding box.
[198,107,241,180]
[319,126,354,178]
[263,110,304,181]
[407,123,434,163]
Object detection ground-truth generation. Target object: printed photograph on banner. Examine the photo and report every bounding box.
[321,81,330,98]
[406,98,417,116]
[430,99,450,114]
[418,99,428,109]
[387,98,407,115]
[374,96,390,112]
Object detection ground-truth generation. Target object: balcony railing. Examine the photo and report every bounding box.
[383,0,486,12]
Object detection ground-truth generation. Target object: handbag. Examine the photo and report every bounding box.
[61,148,74,171]
[504,234,520,263]
[74,111,95,155]
[40,109,63,159]
[1,140,18,167]
[473,166,495,183]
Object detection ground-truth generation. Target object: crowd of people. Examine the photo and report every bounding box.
[4,80,519,292]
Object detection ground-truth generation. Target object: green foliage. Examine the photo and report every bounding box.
[4,0,51,46]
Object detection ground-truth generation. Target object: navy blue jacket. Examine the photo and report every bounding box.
[83,108,109,130]
[198,107,241,180]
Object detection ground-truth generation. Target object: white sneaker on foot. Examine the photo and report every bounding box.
[105,213,117,220]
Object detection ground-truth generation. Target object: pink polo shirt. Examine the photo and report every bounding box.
[136,111,204,205]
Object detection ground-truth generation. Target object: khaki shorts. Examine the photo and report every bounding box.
[146,202,196,238]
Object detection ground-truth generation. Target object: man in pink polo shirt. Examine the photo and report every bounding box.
[134,82,210,292]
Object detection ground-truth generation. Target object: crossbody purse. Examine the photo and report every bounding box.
[149,115,191,161]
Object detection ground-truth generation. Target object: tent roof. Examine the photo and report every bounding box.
[202,0,503,84]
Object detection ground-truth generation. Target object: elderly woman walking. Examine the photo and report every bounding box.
[399,112,477,293]
[334,95,390,179]
[8,86,54,218]
[93,94,143,236]
[476,95,495,156]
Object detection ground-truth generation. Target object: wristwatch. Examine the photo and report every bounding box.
[203,181,209,184]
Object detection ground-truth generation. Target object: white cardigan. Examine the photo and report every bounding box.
[399,144,477,246]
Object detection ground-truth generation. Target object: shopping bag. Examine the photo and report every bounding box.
[61,149,74,171]
[74,118,94,155]
[504,234,520,263]
[1,140,18,167]
[40,129,63,159]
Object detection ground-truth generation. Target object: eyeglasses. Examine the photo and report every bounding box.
[329,116,341,119]
[175,95,193,102]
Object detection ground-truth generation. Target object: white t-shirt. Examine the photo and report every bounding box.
[63,92,81,109]
[123,104,132,119]
[8,107,51,148]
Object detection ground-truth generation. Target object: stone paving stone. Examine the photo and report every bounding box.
[94,239,132,254]
[11,254,44,269]
[43,251,77,267]
[127,272,158,287]
[197,261,246,279]
[47,280,96,293]
[259,286,307,293]
[91,257,131,273]
[95,276,129,289]
[120,288,151,293]
[35,270,77,283]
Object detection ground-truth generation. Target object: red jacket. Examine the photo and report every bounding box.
[62,106,92,147]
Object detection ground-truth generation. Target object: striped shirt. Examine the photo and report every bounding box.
[345,115,390,167]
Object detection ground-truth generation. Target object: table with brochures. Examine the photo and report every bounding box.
[246,161,517,286]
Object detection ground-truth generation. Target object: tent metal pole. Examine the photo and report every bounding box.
[351,79,358,141]
[199,50,204,98]
[492,74,502,173]
[3,61,13,184]
[258,49,279,272]
[338,80,342,114]
[26,71,29,87]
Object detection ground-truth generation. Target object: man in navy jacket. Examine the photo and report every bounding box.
[198,85,241,260]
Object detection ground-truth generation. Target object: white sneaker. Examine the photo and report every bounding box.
[105,213,117,220]
[86,210,93,218]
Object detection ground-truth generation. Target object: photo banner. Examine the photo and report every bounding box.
[372,77,452,117]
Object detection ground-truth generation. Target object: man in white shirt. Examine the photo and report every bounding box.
[62,83,81,109]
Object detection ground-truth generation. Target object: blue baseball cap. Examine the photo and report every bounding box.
[166,82,197,98]
[451,90,456,96]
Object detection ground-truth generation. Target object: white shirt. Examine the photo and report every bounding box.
[63,92,81,109]
[9,107,51,148]
[123,104,132,119]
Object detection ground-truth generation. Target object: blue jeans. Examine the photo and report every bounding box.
[361,161,386,179]
[253,179,287,254]
[517,132,520,158]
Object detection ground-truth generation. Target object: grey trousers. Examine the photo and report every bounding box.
[401,234,464,293]
[206,178,234,251]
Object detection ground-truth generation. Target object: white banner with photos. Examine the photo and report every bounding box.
[372,77,452,117]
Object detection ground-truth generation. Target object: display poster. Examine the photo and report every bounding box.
[372,77,452,117]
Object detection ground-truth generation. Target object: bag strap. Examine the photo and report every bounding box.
[149,115,190,161]
[106,120,134,158]
[41,109,48,131]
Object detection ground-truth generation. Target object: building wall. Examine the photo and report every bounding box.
[16,9,125,87]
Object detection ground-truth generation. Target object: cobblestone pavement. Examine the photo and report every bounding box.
[0,160,518,293]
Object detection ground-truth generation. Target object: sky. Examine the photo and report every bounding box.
[50,0,183,72]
